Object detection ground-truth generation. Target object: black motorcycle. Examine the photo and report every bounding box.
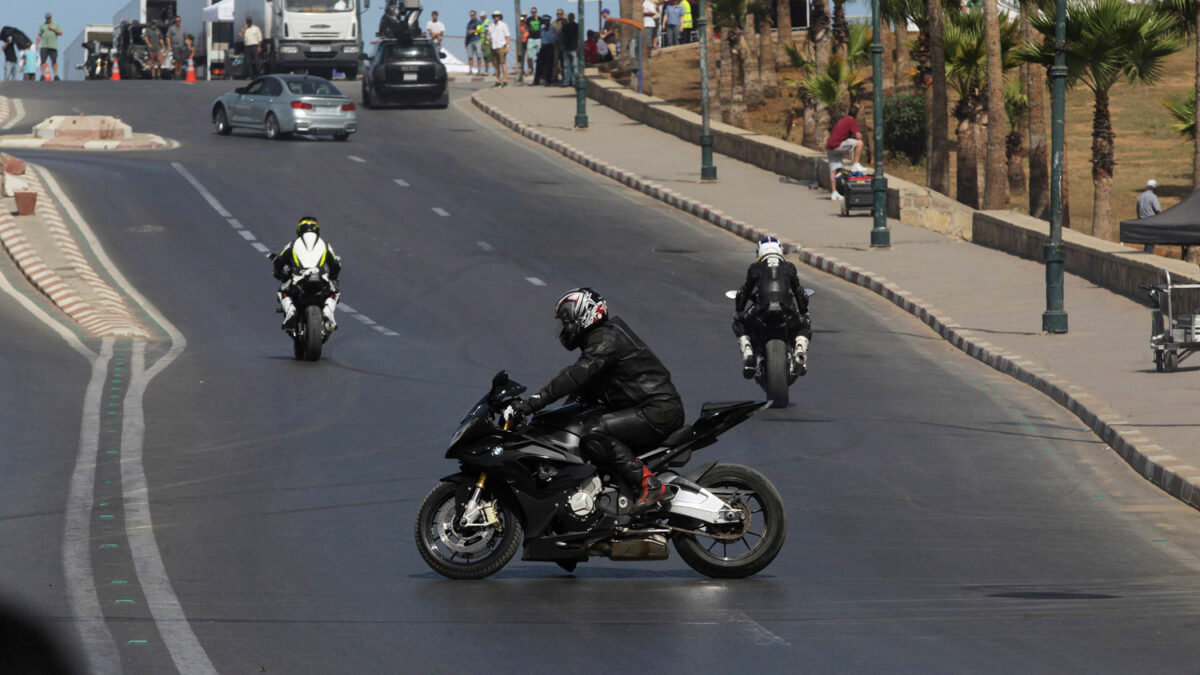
[269,256,337,361]
[414,372,786,579]
[727,289,814,408]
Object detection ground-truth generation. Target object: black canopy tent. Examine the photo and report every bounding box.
[1120,188,1200,244]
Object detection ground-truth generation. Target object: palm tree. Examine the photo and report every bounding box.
[713,0,749,124]
[833,0,850,58]
[1020,0,1050,219]
[756,5,779,98]
[783,41,820,145]
[1004,78,1029,193]
[982,0,1007,209]
[927,0,951,193]
[1017,0,1182,240]
[1156,0,1200,189]
[776,0,795,54]
[742,10,764,107]
[808,0,833,138]
[1163,95,1196,138]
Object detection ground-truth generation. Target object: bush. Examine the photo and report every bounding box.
[882,91,926,164]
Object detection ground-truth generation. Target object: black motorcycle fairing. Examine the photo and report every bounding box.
[640,401,769,472]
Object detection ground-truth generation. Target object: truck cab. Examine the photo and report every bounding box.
[268,0,361,79]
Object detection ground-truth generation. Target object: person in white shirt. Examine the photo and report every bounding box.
[240,16,263,77]
[425,11,446,52]
[641,0,658,60]
[487,10,511,87]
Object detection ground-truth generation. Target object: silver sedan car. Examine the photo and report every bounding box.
[211,74,358,141]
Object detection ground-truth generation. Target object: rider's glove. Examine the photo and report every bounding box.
[512,394,544,417]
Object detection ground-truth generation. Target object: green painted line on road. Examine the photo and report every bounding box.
[127,640,148,645]
[111,580,128,585]
[99,514,114,519]
[104,450,117,454]
[98,502,109,507]
[100,544,118,549]
[115,599,134,605]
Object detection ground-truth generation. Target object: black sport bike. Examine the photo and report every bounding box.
[269,256,337,362]
[415,372,786,579]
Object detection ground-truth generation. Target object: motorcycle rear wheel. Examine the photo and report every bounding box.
[673,463,786,579]
[415,481,523,580]
[303,306,323,361]
[764,339,789,408]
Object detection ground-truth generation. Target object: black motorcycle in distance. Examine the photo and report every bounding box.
[414,372,787,579]
[268,254,336,362]
[726,288,815,409]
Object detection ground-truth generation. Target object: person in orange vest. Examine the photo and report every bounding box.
[517,13,529,78]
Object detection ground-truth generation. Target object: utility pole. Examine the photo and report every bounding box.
[575,0,588,127]
[1043,0,1068,333]
[697,0,716,180]
[870,0,889,247]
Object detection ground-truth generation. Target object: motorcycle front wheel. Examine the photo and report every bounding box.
[415,481,523,580]
[673,463,786,579]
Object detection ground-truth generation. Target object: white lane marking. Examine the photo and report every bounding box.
[432,207,449,217]
[63,339,121,674]
[374,325,399,336]
[727,610,791,647]
[251,242,271,253]
[2,98,26,130]
[476,241,493,251]
[526,277,546,286]
[348,155,367,163]
[227,218,244,230]
[338,302,356,314]
[354,313,376,325]
[238,230,256,241]
[393,179,410,187]
[122,343,217,674]
[38,166,208,672]
[171,162,231,218]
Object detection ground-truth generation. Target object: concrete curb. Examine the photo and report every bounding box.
[0,134,173,151]
[0,166,152,338]
[470,91,1200,513]
[0,96,11,128]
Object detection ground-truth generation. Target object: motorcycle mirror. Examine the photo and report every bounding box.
[804,288,815,297]
[724,290,738,299]
[266,252,278,260]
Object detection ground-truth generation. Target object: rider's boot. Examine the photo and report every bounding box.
[624,461,668,514]
[279,295,296,330]
[793,335,809,376]
[738,335,755,379]
[322,297,338,331]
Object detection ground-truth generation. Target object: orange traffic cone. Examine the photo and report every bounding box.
[42,61,52,81]
[185,56,197,83]
[110,59,121,80]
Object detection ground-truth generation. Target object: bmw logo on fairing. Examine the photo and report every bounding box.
[491,446,503,456]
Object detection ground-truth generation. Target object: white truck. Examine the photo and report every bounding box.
[239,0,363,79]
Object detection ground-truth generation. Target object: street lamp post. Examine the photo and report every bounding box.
[697,0,716,181]
[869,0,890,247]
[1043,0,1068,333]
[575,0,588,127]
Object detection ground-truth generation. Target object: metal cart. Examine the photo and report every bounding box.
[835,172,873,216]
[1142,267,1200,372]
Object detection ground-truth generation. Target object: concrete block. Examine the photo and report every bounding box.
[33,115,133,140]
[1,173,33,198]
[1,153,26,175]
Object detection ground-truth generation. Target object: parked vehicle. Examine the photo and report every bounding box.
[238,0,362,80]
[362,39,448,109]
[414,371,787,579]
[212,74,357,140]
[113,21,178,79]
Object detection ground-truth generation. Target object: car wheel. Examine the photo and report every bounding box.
[265,113,282,141]
[213,106,232,135]
[434,90,449,109]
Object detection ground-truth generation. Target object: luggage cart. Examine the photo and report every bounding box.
[1142,267,1200,372]
[835,171,873,217]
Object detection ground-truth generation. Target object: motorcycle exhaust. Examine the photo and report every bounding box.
[603,534,669,561]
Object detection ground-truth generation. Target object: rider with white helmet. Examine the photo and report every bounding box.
[733,236,812,378]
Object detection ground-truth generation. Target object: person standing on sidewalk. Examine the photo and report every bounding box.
[679,0,693,43]
[663,0,683,47]
[425,11,446,52]
[1,27,21,81]
[1137,179,1162,219]
[536,15,557,85]
[524,9,542,78]
[37,13,61,80]
[240,16,263,78]
[20,43,38,80]
[825,105,865,201]
[167,16,188,79]
[465,10,483,75]
[487,10,511,87]
[640,0,658,60]
[561,13,579,87]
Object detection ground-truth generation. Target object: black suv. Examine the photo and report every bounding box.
[362,39,448,109]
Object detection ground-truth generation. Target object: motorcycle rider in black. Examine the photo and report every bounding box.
[273,217,342,330]
[513,288,684,513]
[733,236,812,378]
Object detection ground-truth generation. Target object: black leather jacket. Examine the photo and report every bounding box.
[736,256,807,317]
[530,317,682,411]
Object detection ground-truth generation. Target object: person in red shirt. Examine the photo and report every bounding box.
[825,105,865,201]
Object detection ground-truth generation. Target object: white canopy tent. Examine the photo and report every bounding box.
[203,0,236,81]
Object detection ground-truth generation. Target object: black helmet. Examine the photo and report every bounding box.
[296,216,320,236]
[554,287,607,350]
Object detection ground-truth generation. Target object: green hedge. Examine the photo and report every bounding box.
[882,91,926,164]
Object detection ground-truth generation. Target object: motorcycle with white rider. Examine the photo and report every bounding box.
[269,216,341,361]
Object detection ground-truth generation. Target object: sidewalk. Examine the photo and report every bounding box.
[473,84,1200,512]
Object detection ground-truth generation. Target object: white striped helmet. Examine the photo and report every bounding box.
[554,287,608,350]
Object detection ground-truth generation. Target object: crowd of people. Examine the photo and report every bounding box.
[443,2,695,86]
[2,14,61,81]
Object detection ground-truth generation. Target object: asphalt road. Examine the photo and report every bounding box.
[2,78,1200,673]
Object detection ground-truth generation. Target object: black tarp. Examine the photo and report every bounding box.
[0,27,33,53]
[1120,188,1200,244]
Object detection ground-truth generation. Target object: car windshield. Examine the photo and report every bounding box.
[285,0,355,11]
[383,43,435,60]
[285,79,344,97]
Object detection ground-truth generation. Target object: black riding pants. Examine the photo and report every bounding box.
[579,398,684,486]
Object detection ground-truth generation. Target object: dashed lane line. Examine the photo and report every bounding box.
[526,277,546,286]
[432,207,449,217]
[477,241,493,251]
[171,162,399,338]
[393,179,410,187]
[348,155,367,163]
[2,98,26,130]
